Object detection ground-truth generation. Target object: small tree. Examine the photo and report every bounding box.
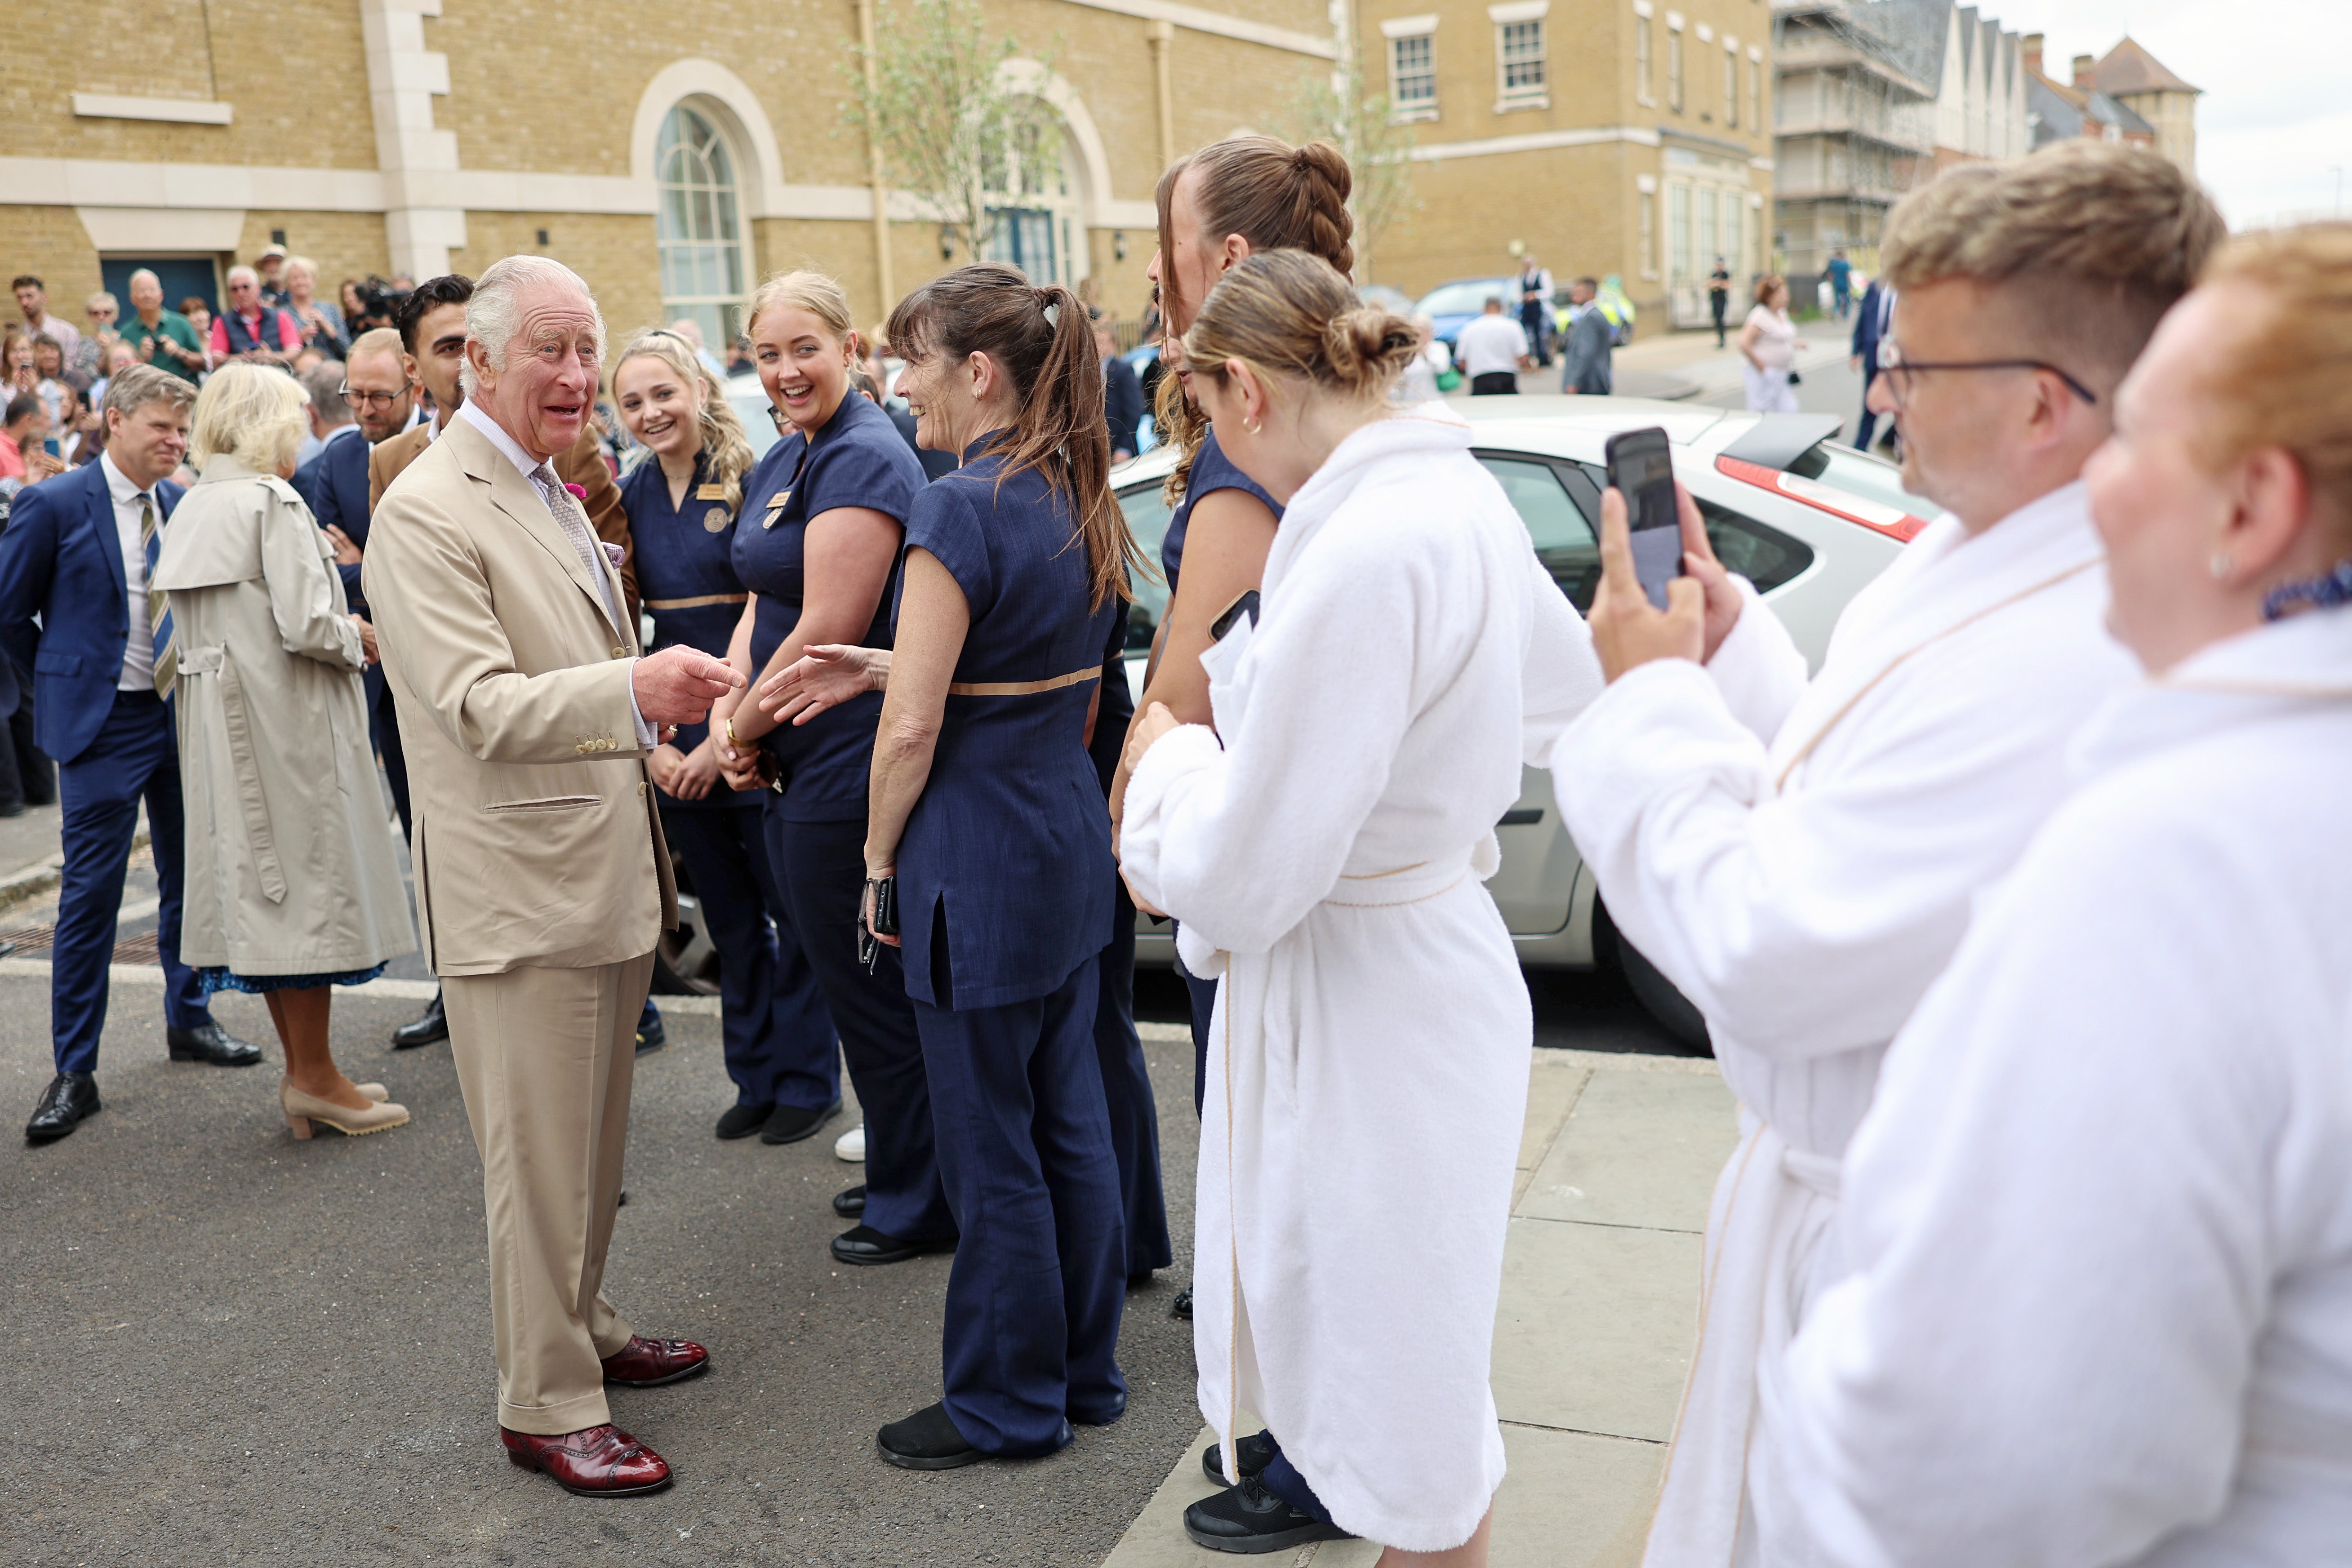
[1285,43,1420,283]
[843,0,1059,267]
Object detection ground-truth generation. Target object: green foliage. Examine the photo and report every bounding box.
[1281,45,1420,282]
[842,0,1061,265]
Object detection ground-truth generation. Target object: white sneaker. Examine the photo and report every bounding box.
[834,1124,866,1162]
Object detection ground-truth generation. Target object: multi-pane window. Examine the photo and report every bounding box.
[1640,191,1657,277]
[1698,187,1717,271]
[1499,19,1546,96]
[1391,33,1436,110]
[1724,49,1738,125]
[984,120,1078,288]
[656,104,747,348]
[1667,28,1685,111]
[1749,58,1761,130]
[1636,18,1653,104]
[1669,182,1691,282]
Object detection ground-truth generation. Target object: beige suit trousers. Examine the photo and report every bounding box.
[443,951,655,1435]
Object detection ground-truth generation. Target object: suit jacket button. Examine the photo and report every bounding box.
[637,781,647,797]
[612,646,627,658]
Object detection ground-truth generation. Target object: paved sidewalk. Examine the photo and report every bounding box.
[1101,1049,1738,1567]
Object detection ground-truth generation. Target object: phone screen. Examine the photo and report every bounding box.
[1605,427,1682,610]
[41,437,60,458]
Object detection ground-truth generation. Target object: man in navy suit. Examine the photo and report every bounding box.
[1094,313,1144,462]
[0,364,259,1144]
[294,330,416,828]
[1850,276,1897,453]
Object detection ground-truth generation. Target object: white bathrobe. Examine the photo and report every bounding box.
[1547,482,2137,1567]
[1120,408,1603,1551]
[1766,606,2352,1568]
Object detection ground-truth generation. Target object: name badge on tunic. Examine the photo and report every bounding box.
[763,489,791,529]
[703,506,731,533]
[696,482,727,500]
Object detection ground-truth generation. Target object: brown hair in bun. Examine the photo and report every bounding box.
[1185,250,1417,410]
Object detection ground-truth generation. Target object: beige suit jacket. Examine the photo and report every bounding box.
[364,416,675,975]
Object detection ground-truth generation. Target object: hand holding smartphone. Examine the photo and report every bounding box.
[1603,426,1682,611]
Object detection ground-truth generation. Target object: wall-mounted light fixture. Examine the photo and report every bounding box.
[536,228,550,247]
[1112,230,1128,262]
[938,225,956,261]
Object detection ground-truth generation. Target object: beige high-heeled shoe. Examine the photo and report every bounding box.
[281,1076,410,1138]
[355,1083,389,1103]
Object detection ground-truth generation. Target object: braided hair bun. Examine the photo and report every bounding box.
[1185,250,1418,407]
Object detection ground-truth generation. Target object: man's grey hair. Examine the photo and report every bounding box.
[460,255,605,399]
[226,265,259,287]
[127,267,160,291]
[302,361,353,426]
[102,362,196,420]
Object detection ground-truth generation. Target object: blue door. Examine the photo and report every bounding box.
[101,257,221,316]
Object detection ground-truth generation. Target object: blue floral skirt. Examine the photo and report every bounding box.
[196,963,389,996]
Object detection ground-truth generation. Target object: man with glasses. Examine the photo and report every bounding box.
[1542,140,2223,1566]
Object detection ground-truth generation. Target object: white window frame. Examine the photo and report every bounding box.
[1666,18,1685,113]
[1635,6,1654,107]
[1489,0,1549,111]
[1383,18,1441,122]
[655,102,751,347]
[1637,174,1659,280]
[1724,43,1739,126]
[1749,49,1762,131]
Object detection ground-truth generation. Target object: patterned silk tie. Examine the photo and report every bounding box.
[140,493,175,694]
[527,462,620,630]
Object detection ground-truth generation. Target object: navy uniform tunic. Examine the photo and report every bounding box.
[732,392,953,1243]
[619,451,837,1113]
[894,434,1126,1453]
[1158,426,1283,1112]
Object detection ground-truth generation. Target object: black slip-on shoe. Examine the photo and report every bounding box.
[1183,1477,1351,1555]
[876,1402,983,1470]
[1202,1430,1278,1485]
[832,1184,866,1218]
[760,1098,841,1146]
[715,1102,772,1141]
[634,1014,667,1055]
[166,1022,262,1066]
[391,992,447,1049]
[25,1071,99,1143]
[831,1224,955,1267]
[1172,1287,1193,1321]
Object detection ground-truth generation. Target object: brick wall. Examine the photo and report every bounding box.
[0,209,108,317]
[236,212,392,297]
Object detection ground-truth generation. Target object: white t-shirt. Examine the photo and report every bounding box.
[1456,313,1529,378]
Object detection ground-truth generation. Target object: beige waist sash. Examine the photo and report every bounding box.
[643,592,749,610]
[946,666,1101,697]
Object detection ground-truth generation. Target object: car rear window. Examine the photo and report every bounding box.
[1116,481,1174,649]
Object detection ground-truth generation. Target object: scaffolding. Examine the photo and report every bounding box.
[1770,0,1943,293]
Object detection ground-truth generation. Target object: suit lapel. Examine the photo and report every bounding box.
[82,467,128,603]
[447,419,622,638]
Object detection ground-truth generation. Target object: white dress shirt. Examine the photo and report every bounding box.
[99,452,160,691]
[1456,312,1529,378]
[454,401,654,746]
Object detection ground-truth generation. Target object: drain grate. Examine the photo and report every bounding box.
[0,924,165,964]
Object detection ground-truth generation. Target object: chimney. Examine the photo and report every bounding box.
[2072,53,2096,89]
[2022,32,2043,78]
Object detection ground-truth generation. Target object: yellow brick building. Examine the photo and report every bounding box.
[2,0,1341,342]
[1358,0,1775,328]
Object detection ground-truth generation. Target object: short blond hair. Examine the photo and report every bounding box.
[189,361,311,475]
[1881,140,2226,393]
[2196,223,2352,549]
[347,326,405,368]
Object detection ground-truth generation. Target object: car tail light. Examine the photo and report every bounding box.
[1714,456,1931,542]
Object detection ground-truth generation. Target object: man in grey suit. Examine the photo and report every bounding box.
[366,255,743,1497]
[1559,277,1615,396]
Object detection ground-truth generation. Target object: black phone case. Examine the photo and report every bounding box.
[870,875,899,937]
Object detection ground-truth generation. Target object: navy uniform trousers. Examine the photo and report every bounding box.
[663,804,839,1112]
[53,690,211,1073]
[1098,878,1171,1276]
[914,945,1127,1454]
[765,809,954,1242]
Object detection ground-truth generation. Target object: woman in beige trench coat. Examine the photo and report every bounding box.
[153,363,417,1138]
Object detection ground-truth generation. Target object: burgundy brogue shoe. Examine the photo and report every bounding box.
[500,1424,673,1497]
[600,1334,710,1388]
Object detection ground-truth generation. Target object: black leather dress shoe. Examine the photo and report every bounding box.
[715,1102,771,1141]
[876,1401,985,1470]
[831,1224,955,1267]
[25,1071,100,1143]
[1203,1430,1278,1485]
[391,991,447,1049]
[760,1098,840,1146]
[1172,1287,1193,1321]
[166,1022,262,1066]
[832,1184,866,1218]
[635,1013,667,1055]
[1183,1477,1351,1554]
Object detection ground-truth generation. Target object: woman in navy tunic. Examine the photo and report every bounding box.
[859,263,1145,1466]
[707,272,954,1264]
[613,330,838,1142]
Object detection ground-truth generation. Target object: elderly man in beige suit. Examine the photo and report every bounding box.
[365,255,743,1498]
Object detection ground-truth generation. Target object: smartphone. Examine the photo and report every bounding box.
[41,437,60,458]
[1603,426,1682,610]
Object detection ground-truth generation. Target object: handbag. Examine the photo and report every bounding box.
[1435,367,1463,392]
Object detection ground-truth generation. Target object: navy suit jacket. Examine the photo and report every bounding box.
[0,459,182,764]
[1102,355,1144,458]
[294,426,371,614]
[1851,281,1894,378]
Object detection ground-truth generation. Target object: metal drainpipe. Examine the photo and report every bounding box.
[1147,19,1176,170]
[858,0,895,312]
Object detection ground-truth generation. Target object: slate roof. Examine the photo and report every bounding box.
[2093,36,2200,97]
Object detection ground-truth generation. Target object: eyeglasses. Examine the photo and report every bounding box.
[338,382,412,410]
[1876,339,2097,407]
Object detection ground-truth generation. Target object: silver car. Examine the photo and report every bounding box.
[1112,396,1940,1041]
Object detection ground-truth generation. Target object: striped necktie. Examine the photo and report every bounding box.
[139,492,175,695]
[528,461,620,629]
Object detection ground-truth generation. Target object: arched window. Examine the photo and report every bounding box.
[983,118,1084,289]
[656,104,748,349]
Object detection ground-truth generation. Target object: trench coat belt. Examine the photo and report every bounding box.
[643,592,748,610]
[1779,1143,1842,1200]
[1320,847,1478,908]
[946,665,1102,697]
[175,644,225,677]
